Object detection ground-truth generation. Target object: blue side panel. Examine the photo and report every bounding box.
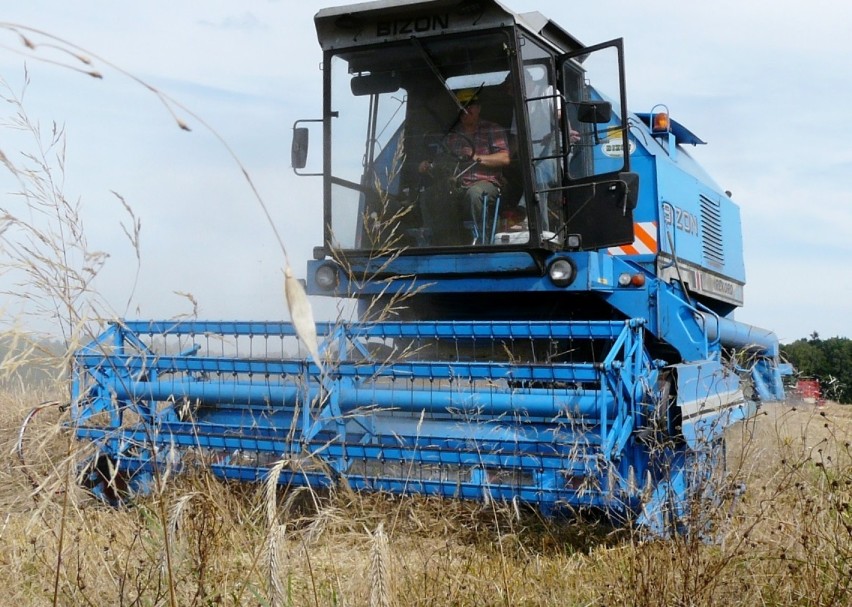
[673,359,754,448]
[656,160,707,263]
[626,144,660,229]
[617,113,747,292]
[654,154,745,285]
[717,192,746,283]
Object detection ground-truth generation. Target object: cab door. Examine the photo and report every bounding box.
[557,39,637,251]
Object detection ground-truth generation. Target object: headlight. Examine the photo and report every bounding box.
[314,263,339,290]
[548,258,576,288]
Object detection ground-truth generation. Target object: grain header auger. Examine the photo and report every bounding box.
[67,0,788,535]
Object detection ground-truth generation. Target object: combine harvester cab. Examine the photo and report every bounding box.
[70,0,787,535]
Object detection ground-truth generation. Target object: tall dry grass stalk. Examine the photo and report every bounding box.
[2,24,319,361]
[0,75,134,346]
[329,133,433,325]
[264,458,288,606]
[369,522,391,607]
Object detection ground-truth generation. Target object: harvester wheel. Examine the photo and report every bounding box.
[80,454,130,506]
[637,376,677,445]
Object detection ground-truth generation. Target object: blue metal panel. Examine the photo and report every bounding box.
[342,252,540,276]
[672,359,754,448]
[309,251,620,296]
[627,147,660,229]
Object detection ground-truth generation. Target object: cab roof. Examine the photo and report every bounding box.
[314,0,583,54]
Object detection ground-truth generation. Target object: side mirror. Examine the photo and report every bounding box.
[576,101,612,124]
[291,127,309,169]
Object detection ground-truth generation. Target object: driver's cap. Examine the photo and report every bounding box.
[455,88,480,105]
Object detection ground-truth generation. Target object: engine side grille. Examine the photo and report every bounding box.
[700,195,724,268]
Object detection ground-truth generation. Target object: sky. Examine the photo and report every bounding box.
[0,0,850,344]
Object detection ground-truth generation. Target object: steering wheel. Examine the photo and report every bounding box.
[421,131,478,185]
[423,131,476,160]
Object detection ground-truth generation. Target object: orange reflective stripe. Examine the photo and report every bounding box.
[635,223,657,252]
[606,222,658,256]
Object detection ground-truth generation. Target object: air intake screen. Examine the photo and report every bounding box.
[699,195,724,267]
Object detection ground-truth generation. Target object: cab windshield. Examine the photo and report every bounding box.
[327,32,525,252]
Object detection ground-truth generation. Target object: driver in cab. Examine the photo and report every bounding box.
[418,88,510,245]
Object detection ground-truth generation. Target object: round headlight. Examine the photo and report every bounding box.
[548,258,576,287]
[314,263,339,290]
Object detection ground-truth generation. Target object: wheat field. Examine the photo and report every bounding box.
[1,375,849,607]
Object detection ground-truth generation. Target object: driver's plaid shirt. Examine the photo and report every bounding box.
[447,120,508,188]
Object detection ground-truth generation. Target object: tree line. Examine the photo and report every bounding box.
[781,333,852,404]
[0,334,66,388]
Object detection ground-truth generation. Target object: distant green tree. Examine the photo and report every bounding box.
[782,334,852,404]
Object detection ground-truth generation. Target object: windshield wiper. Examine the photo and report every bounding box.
[410,38,466,113]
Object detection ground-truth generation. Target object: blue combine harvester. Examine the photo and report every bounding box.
[70,0,787,534]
